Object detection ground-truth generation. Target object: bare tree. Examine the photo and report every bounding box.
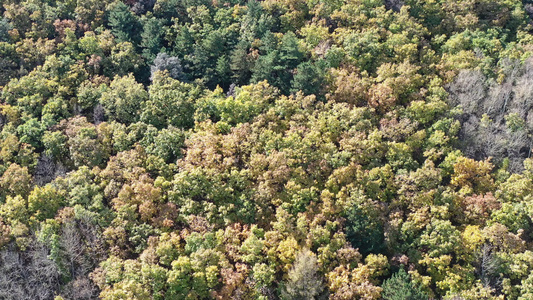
[447,59,533,173]
[34,154,56,186]
[447,69,487,114]
[384,0,404,12]
[0,240,61,300]
[131,0,156,15]
[473,244,502,294]
[150,53,185,82]
[0,218,107,300]
[58,218,106,300]
[93,104,106,125]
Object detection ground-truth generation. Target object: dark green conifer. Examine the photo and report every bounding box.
[382,267,429,300]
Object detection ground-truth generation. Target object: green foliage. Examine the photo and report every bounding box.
[291,60,327,97]
[382,267,428,300]
[27,185,65,221]
[145,127,186,163]
[252,32,305,94]
[141,17,165,63]
[344,204,384,256]
[108,2,141,44]
[100,74,148,124]
[0,18,12,43]
[43,131,68,159]
[17,118,45,150]
[77,80,108,113]
[1,0,533,299]
[505,112,525,132]
[142,72,202,129]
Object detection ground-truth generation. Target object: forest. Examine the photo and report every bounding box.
[1,0,533,299]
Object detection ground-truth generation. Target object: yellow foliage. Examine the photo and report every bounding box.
[462,225,484,252]
[451,156,494,194]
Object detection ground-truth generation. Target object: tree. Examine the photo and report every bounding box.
[326,253,387,299]
[166,251,221,299]
[230,40,254,86]
[108,42,144,77]
[34,154,57,186]
[131,0,157,15]
[141,18,164,62]
[451,157,494,194]
[75,0,112,29]
[291,60,326,97]
[62,116,108,168]
[144,127,186,163]
[0,18,12,43]
[17,118,45,150]
[99,74,148,124]
[382,267,428,300]
[197,81,276,126]
[0,42,19,87]
[108,2,141,44]
[153,0,187,20]
[252,31,305,94]
[27,185,65,221]
[76,80,109,115]
[141,72,202,128]
[149,53,184,82]
[0,239,61,300]
[279,32,304,71]
[42,131,68,161]
[344,204,384,256]
[0,163,32,199]
[281,248,324,300]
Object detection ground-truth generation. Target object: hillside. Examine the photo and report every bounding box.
[1,0,533,299]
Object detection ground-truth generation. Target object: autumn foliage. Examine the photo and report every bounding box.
[1,0,533,299]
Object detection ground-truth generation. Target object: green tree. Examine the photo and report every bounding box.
[0,17,12,42]
[252,31,305,94]
[108,42,144,77]
[108,2,141,44]
[230,40,254,86]
[17,118,45,150]
[382,267,428,300]
[141,17,164,62]
[141,72,202,129]
[290,60,326,97]
[27,185,65,221]
[100,74,148,124]
[144,127,186,163]
[344,204,384,256]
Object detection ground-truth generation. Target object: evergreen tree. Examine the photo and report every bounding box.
[0,18,12,42]
[252,31,300,94]
[345,205,384,255]
[141,17,164,63]
[279,32,303,70]
[291,60,327,97]
[230,40,253,85]
[382,267,428,300]
[108,2,141,44]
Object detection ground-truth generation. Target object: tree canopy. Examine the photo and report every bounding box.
[1,0,533,299]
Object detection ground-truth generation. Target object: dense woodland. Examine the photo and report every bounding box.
[2,0,533,299]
